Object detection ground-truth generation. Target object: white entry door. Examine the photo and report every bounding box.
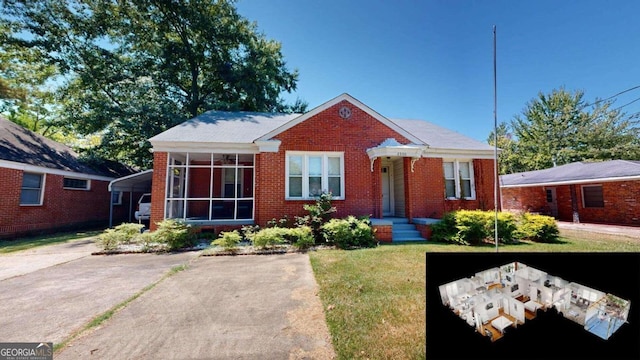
[382,166,393,216]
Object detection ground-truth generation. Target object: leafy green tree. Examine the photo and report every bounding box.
[487,122,525,175]
[494,88,640,173]
[2,0,305,168]
[0,20,68,141]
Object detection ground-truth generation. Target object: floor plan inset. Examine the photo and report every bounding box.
[438,262,631,342]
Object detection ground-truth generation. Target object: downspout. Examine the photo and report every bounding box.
[109,195,114,228]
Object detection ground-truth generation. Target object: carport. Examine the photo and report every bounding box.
[108,170,153,227]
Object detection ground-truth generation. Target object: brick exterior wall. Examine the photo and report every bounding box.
[372,224,392,243]
[149,100,498,238]
[0,167,130,239]
[443,159,499,214]
[254,100,414,226]
[501,180,640,226]
[501,187,549,214]
[150,152,168,231]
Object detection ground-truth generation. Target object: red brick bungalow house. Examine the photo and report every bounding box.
[148,94,498,241]
[0,117,135,239]
[500,160,640,226]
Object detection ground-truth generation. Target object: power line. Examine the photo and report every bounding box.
[585,84,640,107]
[613,96,640,112]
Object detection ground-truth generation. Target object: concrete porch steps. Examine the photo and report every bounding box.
[386,217,426,242]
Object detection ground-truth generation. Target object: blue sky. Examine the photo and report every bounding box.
[236,0,640,142]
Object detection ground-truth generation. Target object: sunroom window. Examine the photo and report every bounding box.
[165,152,254,221]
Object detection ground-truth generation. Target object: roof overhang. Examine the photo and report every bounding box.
[150,141,259,154]
[500,174,640,188]
[422,148,499,159]
[366,138,428,172]
[0,159,114,182]
[366,138,428,160]
[109,169,153,192]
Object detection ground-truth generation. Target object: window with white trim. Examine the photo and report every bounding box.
[582,185,604,208]
[20,173,45,205]
[443,160,475,200]
[63,177,90,190]
[286,152,344,199]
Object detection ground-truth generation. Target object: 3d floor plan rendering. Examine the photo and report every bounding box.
[438,262,631,342]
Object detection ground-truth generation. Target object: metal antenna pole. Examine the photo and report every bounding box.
[493,25,499,253]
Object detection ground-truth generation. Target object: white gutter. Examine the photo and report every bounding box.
[0,159,115,182]
[501,175,640,188]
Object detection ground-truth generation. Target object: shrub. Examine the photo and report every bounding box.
[288,226,314,250]
[198,231,217,241]
[492,212,518,244]
[212,230,242,251]
[97,223,145,250]
[251,227,288,249]
[452,210,487,245]
[430,210,518,245]
[323,216,376,249]
[266,215,292,228]
[296,192,336,244]
[516,213,559,242]
[138,232,157,252]
[153,219,197,250]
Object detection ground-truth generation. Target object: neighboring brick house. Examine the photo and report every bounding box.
[148,93,498,241]
[501,160,640,226]
[0,117,135,239]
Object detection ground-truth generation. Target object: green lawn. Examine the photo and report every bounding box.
[309,229,640,360]
[0,230,101,254]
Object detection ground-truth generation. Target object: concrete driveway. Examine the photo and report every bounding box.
[0,240,198,345]
[57,254,335,359]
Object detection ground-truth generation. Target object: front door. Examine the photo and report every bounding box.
[382,166,393,216]
[546,188,558,218]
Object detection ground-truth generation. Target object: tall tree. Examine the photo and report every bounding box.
[497,88,640,173]
[2,0,306,168]
[487,122,525,175]
[0,20,68,140]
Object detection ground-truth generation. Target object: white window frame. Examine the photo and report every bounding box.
[581,184,604,208]
[285,151,345,200]
[20,172,46,206]
[63,177,91,190]
[443,160,476,200]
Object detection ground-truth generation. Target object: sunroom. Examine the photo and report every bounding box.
[164,152,255,224]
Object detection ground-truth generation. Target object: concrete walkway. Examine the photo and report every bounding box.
[557,222,640,238]
[57,254,335,360]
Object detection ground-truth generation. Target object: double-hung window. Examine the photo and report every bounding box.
[20,173,45,205]
[443,160,475,200]
[286,152,344,199]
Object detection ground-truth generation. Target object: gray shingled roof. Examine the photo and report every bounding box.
[500,160,640,187]
[149,111,300,143]
[0,117,133,178]
[390,118,495,151]
[150,111,494,152]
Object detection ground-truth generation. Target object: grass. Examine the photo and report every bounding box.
[0,230,102,254]
[309,228,640,360]
[54,264,188,353]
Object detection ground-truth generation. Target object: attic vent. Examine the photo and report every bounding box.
[338,106,352,119]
